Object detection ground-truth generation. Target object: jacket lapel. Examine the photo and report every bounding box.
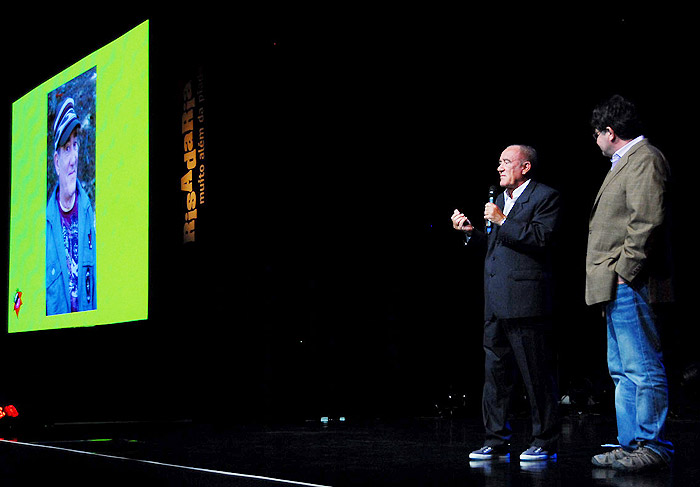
[504,180,536,220]
[590,139,649,217]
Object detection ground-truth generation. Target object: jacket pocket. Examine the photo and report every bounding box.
[46,262,65,316]
[511,269,543,281]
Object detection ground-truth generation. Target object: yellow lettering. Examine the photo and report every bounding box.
[184,149,196,170]
[186,191,196,211]
[182,109,193,134]
[181,170,192,192]
[181,80,199,245]
[182,81,192,101]
[183,220,195,243]
[184,131,193,152]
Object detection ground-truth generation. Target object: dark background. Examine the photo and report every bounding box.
[1,6,698,426]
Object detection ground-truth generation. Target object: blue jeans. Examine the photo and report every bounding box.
[606,283,673,461]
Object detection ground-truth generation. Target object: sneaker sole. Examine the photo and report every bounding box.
[520,453,557,462]
[469,453,510,460]
[612,460,669,473]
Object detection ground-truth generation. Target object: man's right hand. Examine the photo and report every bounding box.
[452,209,473,234]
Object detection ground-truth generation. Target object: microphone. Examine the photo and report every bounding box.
[486,185,496,234]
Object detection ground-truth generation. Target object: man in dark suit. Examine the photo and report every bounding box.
[451,144,561,462]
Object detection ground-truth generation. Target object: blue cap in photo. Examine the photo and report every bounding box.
[53,97,81,151]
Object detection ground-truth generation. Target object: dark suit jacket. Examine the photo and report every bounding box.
[470,180,561,320]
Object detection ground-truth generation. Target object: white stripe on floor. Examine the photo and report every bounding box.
[0,439,332,487]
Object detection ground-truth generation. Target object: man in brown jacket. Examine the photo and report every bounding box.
[586,95,674,472]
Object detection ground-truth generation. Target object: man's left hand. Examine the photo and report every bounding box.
[484,203,506,226]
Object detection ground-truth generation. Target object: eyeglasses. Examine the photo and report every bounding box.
[593,129,607,141]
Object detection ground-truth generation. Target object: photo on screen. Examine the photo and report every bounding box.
[46,68,97,316]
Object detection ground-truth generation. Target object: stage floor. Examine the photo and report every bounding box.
[0,413,696,486]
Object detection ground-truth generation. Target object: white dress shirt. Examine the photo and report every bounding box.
[503,178,532,217]
[610,135,645,170]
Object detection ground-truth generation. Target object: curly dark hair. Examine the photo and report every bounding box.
[590,94,643,140]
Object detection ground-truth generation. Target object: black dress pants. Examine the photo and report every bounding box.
[482,316,560,450]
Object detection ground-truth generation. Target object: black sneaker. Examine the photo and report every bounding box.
[519,446,557,461]
[469,445,510,460]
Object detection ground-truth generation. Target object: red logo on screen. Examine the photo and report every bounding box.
[13,290,22,317]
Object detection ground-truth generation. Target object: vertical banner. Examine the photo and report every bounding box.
[181,67,207,244]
